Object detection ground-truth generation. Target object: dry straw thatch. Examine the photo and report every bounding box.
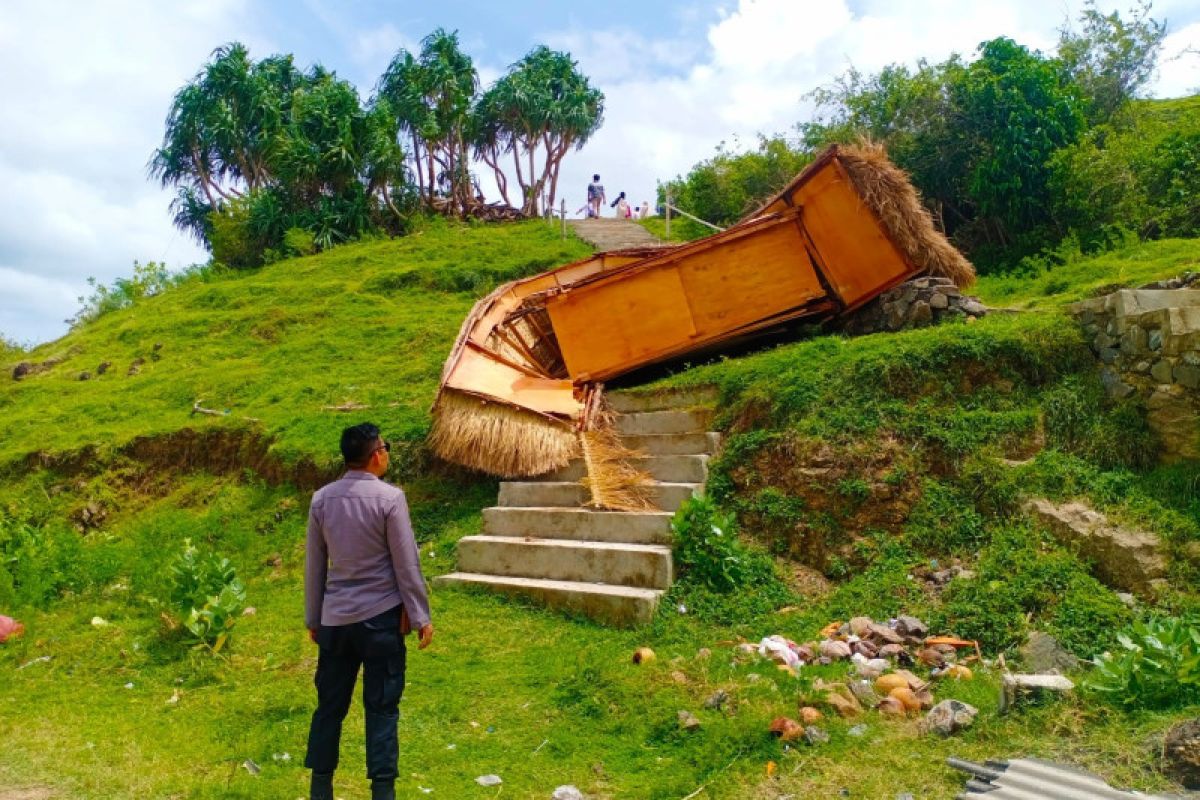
[578,399,656,511]
[837,141,976,288]
[428,389,578,478]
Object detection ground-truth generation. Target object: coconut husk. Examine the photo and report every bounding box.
[429,388,578,477]
[837,141,975,288]
[578,393,656,511]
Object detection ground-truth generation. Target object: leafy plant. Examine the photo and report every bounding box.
[166,539,247,654]
[671,495,775,593]
[1087,616,1200,709]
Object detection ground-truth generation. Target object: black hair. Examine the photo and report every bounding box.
[593,174,600,181]
[341,422,381,466]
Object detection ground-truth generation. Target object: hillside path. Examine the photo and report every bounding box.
[568,218,668,251]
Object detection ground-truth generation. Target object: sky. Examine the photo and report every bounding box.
[1,0,1198,346]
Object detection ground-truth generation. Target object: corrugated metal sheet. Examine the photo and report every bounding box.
[949,757,1178,799]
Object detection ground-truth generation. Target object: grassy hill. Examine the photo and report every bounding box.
[2,225,1200,798]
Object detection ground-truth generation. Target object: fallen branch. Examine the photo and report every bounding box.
[322,402,370,412]
[190,400,260,423]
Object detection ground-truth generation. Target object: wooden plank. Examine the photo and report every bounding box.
[547,218,826,381]
[793,159,914,307]
[444,347,579,416]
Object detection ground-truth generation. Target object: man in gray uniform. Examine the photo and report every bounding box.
[304,422,434,800]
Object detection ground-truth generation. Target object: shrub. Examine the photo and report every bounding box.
[165,540,247,654]
[671,495,775,592]
[283,227,317,257]
[906,480,987,554]
[1087,616,1200,710]
[0,516,84,607]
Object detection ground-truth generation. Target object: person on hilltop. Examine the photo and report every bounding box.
[587,173,606,218]
[638,200,650,219]
[304,422,434,800]
[611,190,630,219]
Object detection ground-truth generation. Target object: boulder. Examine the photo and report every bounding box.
[1025,499,1167,596]
[1164,719,1200,789]
[921,699,978,736]
[998,673,1074,714]
[1147,386,1200,462]
[552,787,586,800]
[11,361,32,380]
[1019,631,1079,674]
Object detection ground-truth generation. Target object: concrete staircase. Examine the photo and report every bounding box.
[435,387,719,625]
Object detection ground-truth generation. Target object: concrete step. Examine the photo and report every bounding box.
[482,507,673,544]
[455,536,674,589]
[498,481,702,511]
[539,454,709,483]
[615,408,714,436]
[608,386,720,413]
[620,432,721,456]
[434,572,663,627]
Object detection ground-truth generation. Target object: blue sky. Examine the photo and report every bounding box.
[1,0,1198,345]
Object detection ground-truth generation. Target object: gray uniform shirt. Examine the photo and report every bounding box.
[304,471,431,631]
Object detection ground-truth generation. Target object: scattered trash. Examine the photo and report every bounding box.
[446,743,457,750]
[678,710,701,731]
[766,760,778,778]
[677,604,688,614]
[242,607,257,616]
[486,725,496,734]
[670,670,689,684]
[166,689,181,705]
[799,706,823,724]
[632,647,656,665]
[704,690,728,710]
[271,752,291,761]
[949,756,1155,796]
[91,616,108,627]
[847,724,868,737]
[419,787,433,794]
[475,774,502,787]
[0,614,24,643]
[124,682,134,690]
[696,647,712,660]
[552,786,585,800]
[17,655,50,670]
[533,739,549,754]
[242,758,261,776]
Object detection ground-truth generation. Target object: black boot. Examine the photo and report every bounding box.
[310,771,334,800]
[371,778,396,800]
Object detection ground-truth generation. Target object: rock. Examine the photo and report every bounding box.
[476,775,503,787]
[78,371,91,381]
[917,647,946,668]
[878,644,907,662]
[127,357,145,376]
[670,670,689,684]
[1100,368,1134,399]
[1149,328,1164,351]
[1151,359,1175,383]
[1019,631,1079,674]
[1117,592,1137,608]
[1098,347,1120,364]
[915,689,935,710]
[998,673,1075,714]
[804,726,830,745]
[877,697,907,718]
[850,639,879,659]
[929,293,949,310]
[943,665,973,681]
[632,647,656,664]
[910,301,933,326]
[1147,386,1200,461]
[819,639,852,660]
[1164,719,1200,789]
[1176,363,1200,390]
[847,679,881,708]
[894,615,928,640]
[1025,499,1167,596]
[849,616,874,637]
[704,690,728,710]
[922,700,978,736]
[853,657,889,680]
[799,706,823,724]
[695,647,711,660]
[865,622,904,646]
[12,361,32,380]
[552,786,586,800]
[769,717,804,742]
[96,361,111,375]
[677,710,701,731]
[963,300,987,317]
[824,688,863,718]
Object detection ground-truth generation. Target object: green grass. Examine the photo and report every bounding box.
[4,227,1200,797]
[975,237,1200,309]
[0,218,592,472]
[636,215,711,244]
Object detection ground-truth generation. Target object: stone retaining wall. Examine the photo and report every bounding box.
[839,276,988,335]
[1069,283,1200,462]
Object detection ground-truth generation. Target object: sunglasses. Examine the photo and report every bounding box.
[373,441,391,455]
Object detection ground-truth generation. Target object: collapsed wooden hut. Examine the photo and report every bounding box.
[429,143,974,490]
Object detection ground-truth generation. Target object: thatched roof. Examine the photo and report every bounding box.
[747,142,975,288]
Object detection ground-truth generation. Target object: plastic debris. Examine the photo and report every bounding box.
[475,774,502,787]
[632,647,656,665]
[0,615,24,643]
[90,616,108,627]
[242,758,261,776]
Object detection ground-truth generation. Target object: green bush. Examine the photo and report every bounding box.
[165,540,247,654]
[671,495,775,593]
[1087,616,1200,709]
[906,480,988,554]
[0,516,84,607]
[283,227,317,257]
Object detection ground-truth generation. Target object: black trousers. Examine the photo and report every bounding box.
[304,605,407,780]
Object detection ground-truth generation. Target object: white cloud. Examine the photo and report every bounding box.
[0,0,250,344]
[1154,21,1200,98]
